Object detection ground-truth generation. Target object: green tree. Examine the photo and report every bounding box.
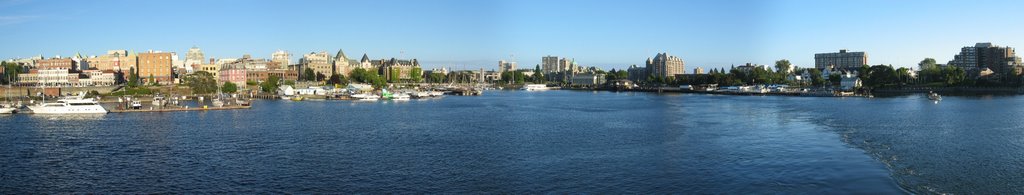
[183,71,218,94]
[428,72,446,83]
[315,72,326,82]
[389,68,400,82]
[808,68,826,86]
[775,59,792,74]
[533,65,544,83]
[128,67,140,87]
[410,67,423,83]
[943,66,966,86]
[828,74,841,86]
[303,68,316,81]
[221,82,238,93]
[260,75,281,93]
[918,58,937,70]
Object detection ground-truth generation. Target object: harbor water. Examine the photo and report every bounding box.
[2,90,1020,193]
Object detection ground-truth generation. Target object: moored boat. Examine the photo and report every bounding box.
[27,93,107,114]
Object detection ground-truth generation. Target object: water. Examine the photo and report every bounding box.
[0,90,1015,193]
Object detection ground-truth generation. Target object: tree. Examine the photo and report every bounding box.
[410,67,423,83]
[221,82,238,93]
[828,74,841,86]
[183,71,218,94]
[428,72,446,83]
[260,75,281,93]
[315,72,326,82]
[128,67,140,87]
[533,65,544,83]
[943,66,966,86]
[303,68,316,81]
[808,68,825,86]
[775,59,792,74]
[2,62,23,85]
[389,68,400,83]
[918,58,937,70]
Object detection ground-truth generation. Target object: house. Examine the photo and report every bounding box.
[840,74,862,91]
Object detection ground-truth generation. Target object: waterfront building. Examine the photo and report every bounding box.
[71,52,87,71]
[840,72,862,91]
[947,42,1022,76]
[137,51,174,84]
[498,60,516,72]
[559,58,572,73]
[645,53,685,78]
[542,55,559,73]
[814,49,867,70]
[301,51,331,79]
[571,73,606,86]
[78,70,117,86]
[694,67,705,74]
[627,64,647,82]
[271,50,291,68]
[246,69,299,83]
[17,69,74,87]
[368,57,421,81]
[34,58,74,71]
[332,49,360,77]
[219,64,247,85]
[84,50,134,72]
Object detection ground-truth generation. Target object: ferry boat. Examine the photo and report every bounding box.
[522,84,550,91]
[27,93,107,114]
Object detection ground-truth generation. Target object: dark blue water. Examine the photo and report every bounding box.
[3,90,1010,193]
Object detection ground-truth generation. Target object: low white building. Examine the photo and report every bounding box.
[278,85,295,96]
[840,74,862,91]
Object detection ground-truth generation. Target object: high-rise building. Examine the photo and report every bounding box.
[137,51,173,84]
[814,49,867,70]
[947,42,1022,75]
[694,67,705,74]
[185,46,204,67]
[542,56,558,73]
[498,60,516,72]
[271,50,291,69]
[645,53,685,78]
[301,51,331,79]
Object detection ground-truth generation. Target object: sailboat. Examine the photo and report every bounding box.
[1,78,15,114]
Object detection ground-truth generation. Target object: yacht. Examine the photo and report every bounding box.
[522,84,550,91]
[152,94,166,107]
[27,93,107,114]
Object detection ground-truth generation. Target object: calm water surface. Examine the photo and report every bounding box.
[0,90,1016,193]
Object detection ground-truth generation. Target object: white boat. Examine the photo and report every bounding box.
[351,93,379,101]
[411,92,431,99]
[429,91,444,97]
[211,97,225,107]
[129,100,143,109]
[152,94,166,107]
[927,91,942,101]
[27,93,107,114]
[522,84,550,91]
[0,105,15,114]
[392,93,411,101]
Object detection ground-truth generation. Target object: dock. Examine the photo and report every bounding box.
[109,105,251,113]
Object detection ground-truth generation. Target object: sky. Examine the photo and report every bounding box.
[2,0,1024,71]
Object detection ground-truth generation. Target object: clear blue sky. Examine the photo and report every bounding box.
[2,0,1024,71]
